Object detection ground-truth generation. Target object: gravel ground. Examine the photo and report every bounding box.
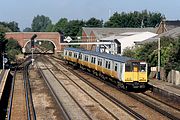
[48,58,136,120]
[29,65,65,120]
[74,69,170,120]
[11,71,27,120]
[51,57,170,120]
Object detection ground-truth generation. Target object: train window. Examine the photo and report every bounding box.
[100,60,102,66]
[108,61,111,69]
[105,61,108,68]
[105,61,111,69]
[93,57,96,64]
[125,63,131,72]
[74,53,77,58]
[140,64,146,72]
[114,63,118,71]
[65,51,67,55]
[79,54,82,59]
[132,62,140,72]
[91,57,96,63]
[98,58,102,66]
[69,52,72,57]
[85,55,89,61]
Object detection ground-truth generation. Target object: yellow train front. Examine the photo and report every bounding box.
[64,47,148,89]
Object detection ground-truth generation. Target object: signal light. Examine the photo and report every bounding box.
[31,34,37,48]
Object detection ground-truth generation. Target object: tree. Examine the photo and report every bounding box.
[6,38,21,61]
[165,38,180,72]
[0,32,8,53]
[23,27,32,32]
[64,20,85,38]
[0,32,8,68]
[0,24,11,32]
[45,24,54,32]
[85,17,103,27]
[7,21,20,32]
[0,21,20,32]
[31,15,52,32]
[104,10,164,28]
[122,46,136,58]
[52,18,68,33]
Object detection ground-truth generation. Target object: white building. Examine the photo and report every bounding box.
[100,32,158,54]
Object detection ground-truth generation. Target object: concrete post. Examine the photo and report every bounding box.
[157,38,161,80]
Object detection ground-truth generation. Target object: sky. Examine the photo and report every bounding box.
[0,0,180,30]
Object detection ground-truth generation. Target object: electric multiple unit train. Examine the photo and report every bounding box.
[64,47,148,89]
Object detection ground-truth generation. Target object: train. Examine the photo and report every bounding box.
[63,47,148,89]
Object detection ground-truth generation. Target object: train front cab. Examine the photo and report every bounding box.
[124,61,148,88]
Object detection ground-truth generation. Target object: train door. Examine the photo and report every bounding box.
[132,62,139,81]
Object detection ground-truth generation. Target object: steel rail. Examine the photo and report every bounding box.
[82,65,180,120]
[70,60,180,120]
[24,61,36,120]
[45,58,119,120]
[125,91,180,120]
[49,56,146,120]
[40,58,92,120]
[7,59,29,120]
[52,55,180,120]
[142,92,180,112]
[7,68,17,120]
[36,63,71,120]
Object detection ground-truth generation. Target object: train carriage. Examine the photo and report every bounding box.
[64,47,148,89]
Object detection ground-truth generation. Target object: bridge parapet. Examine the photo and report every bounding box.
[5,32,62,53]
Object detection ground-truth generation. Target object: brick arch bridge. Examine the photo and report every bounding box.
[5,32,63,53]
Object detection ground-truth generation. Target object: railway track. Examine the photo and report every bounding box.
[127,92,180,120]
[37,59,92,120]
[40,55,147,120]
[51,55,180,120]
[7,60,36,120]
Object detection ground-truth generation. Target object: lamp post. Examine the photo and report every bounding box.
[157,38,161,80]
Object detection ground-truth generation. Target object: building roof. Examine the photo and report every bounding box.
[142,27,180,44]
[101,32,157,41]
[100,32,158,52]
[158,27,180,38]
[82,27,158,39]
[65,47,134,63]
[166,20,180,30]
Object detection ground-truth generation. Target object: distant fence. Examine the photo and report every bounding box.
[149,67,180,85]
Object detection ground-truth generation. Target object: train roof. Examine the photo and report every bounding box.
[64,47,135,63]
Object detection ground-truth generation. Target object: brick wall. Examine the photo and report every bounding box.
[81,30,97,50]
[5,32,63,52]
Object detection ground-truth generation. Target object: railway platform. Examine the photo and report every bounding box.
[148,78,180,103]
[0,69,10,100]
